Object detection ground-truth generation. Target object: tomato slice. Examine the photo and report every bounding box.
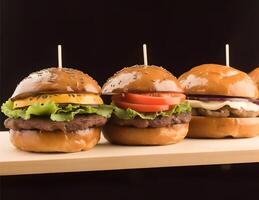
[142,92,186,100]
[112,95,170,112]
[124,93,185,105]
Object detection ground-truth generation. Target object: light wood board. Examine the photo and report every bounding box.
[1,131,259,176]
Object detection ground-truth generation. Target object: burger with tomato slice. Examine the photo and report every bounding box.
[1,67,113,152]
[102,65,192,145]
[179,64,259,138]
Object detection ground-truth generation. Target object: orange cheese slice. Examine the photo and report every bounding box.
[13,93,103,108]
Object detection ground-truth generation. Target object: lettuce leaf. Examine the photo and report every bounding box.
[50,105,113,121]
[1,99,27,119]
[1,100,113,121]
[113,102,191,120]
[1,99,191,122]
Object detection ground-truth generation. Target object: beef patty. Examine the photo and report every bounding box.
[110,112,191,128]
[4,114,107,132]
[192,106,259,118]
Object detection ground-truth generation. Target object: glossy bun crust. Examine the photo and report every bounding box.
[102,65,183,94]
[179,64,258,99]
[12,67,101,100]
[187,116,259,138]
[10,128,101,152]
[249,68,259,90]
[102,123,188,145]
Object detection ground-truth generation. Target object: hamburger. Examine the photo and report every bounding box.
[101,65,192,145]
[1,67,112,152]
[249,68,259,89]
[178,64,259,138]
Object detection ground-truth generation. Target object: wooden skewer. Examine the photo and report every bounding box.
[58,45,62,68]
[225,44,229,67]
[143,44,148,66]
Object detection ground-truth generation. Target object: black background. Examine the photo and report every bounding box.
[2,164,259,200]
[1,1,259,199]
[1,0,259,129]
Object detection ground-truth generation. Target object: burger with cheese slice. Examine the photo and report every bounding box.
[178,64,259,138]
[101,65,192,145]
[1,67,112,152]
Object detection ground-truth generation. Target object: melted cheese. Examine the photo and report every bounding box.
[187,100,259,112]
[13,93,103,108]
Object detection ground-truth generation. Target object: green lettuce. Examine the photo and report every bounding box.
[113,102,191,120]
[1,100,113,121]
[50,104,113,121]
[1,99,191,122]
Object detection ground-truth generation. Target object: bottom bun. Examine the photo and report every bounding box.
[102,123,189,145]
[188,116,259,138]
[10,128,101,152]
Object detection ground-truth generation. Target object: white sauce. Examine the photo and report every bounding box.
[187,100,259,111]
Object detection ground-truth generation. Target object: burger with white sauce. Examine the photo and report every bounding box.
[178,64,259,138]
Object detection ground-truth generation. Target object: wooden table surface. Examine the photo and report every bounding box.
[1,131,259,176]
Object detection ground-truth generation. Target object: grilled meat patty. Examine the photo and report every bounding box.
[192,106,259,118]
[110,112,191,128]
[4,114,107,132]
